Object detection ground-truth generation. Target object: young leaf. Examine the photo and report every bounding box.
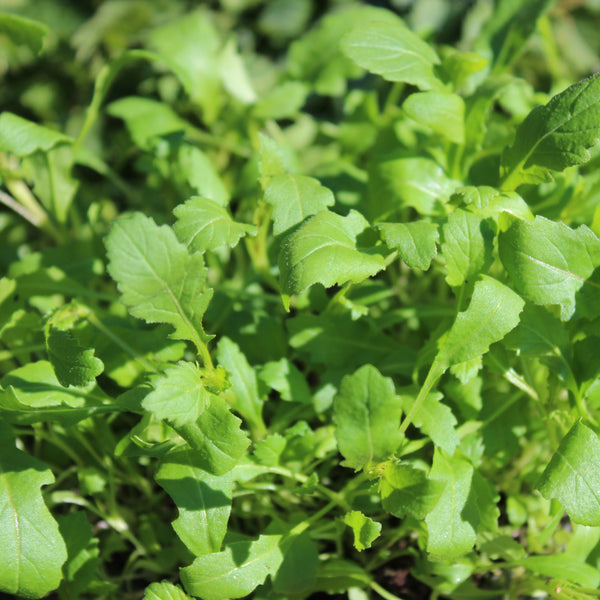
[377,221,439,270]
[425,449,476,557]
[279,210,385,301]
[343,511,382,551]
[537,421,600,526]
[180,534,284,600]
[441,210,494,287]
[333,364,401,471]
[156,448,233,555]
[259,358,312,404]
[173,197,256,254]
[142,362,212,427]
[0,112,70,156]
[341,20,441,90]
[175,397,249,475]
[498,216,600,320]
[399,390,459,455]
[0,13,48,55]
[216,337,265,437]
[403,91,465,143]
[144,581,193,600]
[264,174,335,236]
[0,420,67,598]
[451,186,533,224]
[45,327,103,388]
[177,145,230,206]
[434,276,525,372]
[501,73,600,189]
[105,213,214,354]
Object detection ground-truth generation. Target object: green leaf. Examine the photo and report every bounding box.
[498,216,600,320]
[0,112,70,156]
[515,554,600,588]
[279,210,385,301]
[333,364,401,471]
[441,210,494,287]
[501,73,600,189]
[425,449,476,557]
[175,397,249,475]
[0,420,67,598]
[341,19,441,90]
[57,512,101,598]
[218,37,256,105]
[216,337,265,437]
[377,221,439,270]
[403,91,465,143]
[143,362,212,427]
[177,145,230,206]
[144,581,194,600]
[45,327,103,388]
[0,13,48,54]
[451,186,533,224]
[253,81,308,120]
[399,390,459,455]
[264,174,335,236]
[105,213,214,354]
[272,531,318,595]
[156,448,233,555]
[537,421,600,526]
[174,197,255,253]
[343,511,382,551]
[259,358,312,404]
[434,276,525,372]
[180,534,284,600]
[379,462,444,519]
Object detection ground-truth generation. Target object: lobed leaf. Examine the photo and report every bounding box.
[377,221,439,270]
[343,511,382,551]
[105,213,213,354]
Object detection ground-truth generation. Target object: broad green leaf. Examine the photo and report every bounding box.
[399,390,459,455]
[216,337,265,437]
[177,145,230,206]
[143,362,211,427]
[105,213,213,354]
[537,421,600,526]
[272,531,318,595]
[259,358,311,404]
[379,462,444,519]
[514,554,600,588]
[434,277,524,372]
[174,197,255,253]
[156,448,233,555]
[279,210,385,301]
[264,174,335,236]
[253,81,308,120]
[180,534,284,600]
[0,112,70,156]
[425,449,475,557]
[0,13,48,55]
[0,361,112,426]
[148,10,222,122]
[0,420,67,598]
[287,5,395,96]
[144,581,193,600]
[218,38,256,105]
[501,73,600,189]
[253,434,286,466]
[441,210,494,287]
[176,397,249,475]
[498,216,600,320]
[403,91,465,143]
[377,221,439,270]
[341,20,441,90]
[258,133,288,184]
[313,560,371,594]
[451,186,533,224]
[57,512,101,599]
[45,327,104,388]
[333,364,401,471]
[343,511,381,551]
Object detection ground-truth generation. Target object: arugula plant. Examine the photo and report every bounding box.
[2,1,600,599]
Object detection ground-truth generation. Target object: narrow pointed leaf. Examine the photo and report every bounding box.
[498,216,600,320]
[180,534,284,600]
[156,448,233,555]
[105,213,213,353]
[341,20,441,90]
[174,197,255,253]
[0,421,67,598]
[333,364,401,471]
[537,421,600,526]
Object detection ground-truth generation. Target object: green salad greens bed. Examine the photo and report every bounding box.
[2,1,600,598]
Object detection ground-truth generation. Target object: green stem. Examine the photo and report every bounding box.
[371,581,406,600]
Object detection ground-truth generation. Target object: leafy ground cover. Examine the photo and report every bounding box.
[2,1,600,598]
